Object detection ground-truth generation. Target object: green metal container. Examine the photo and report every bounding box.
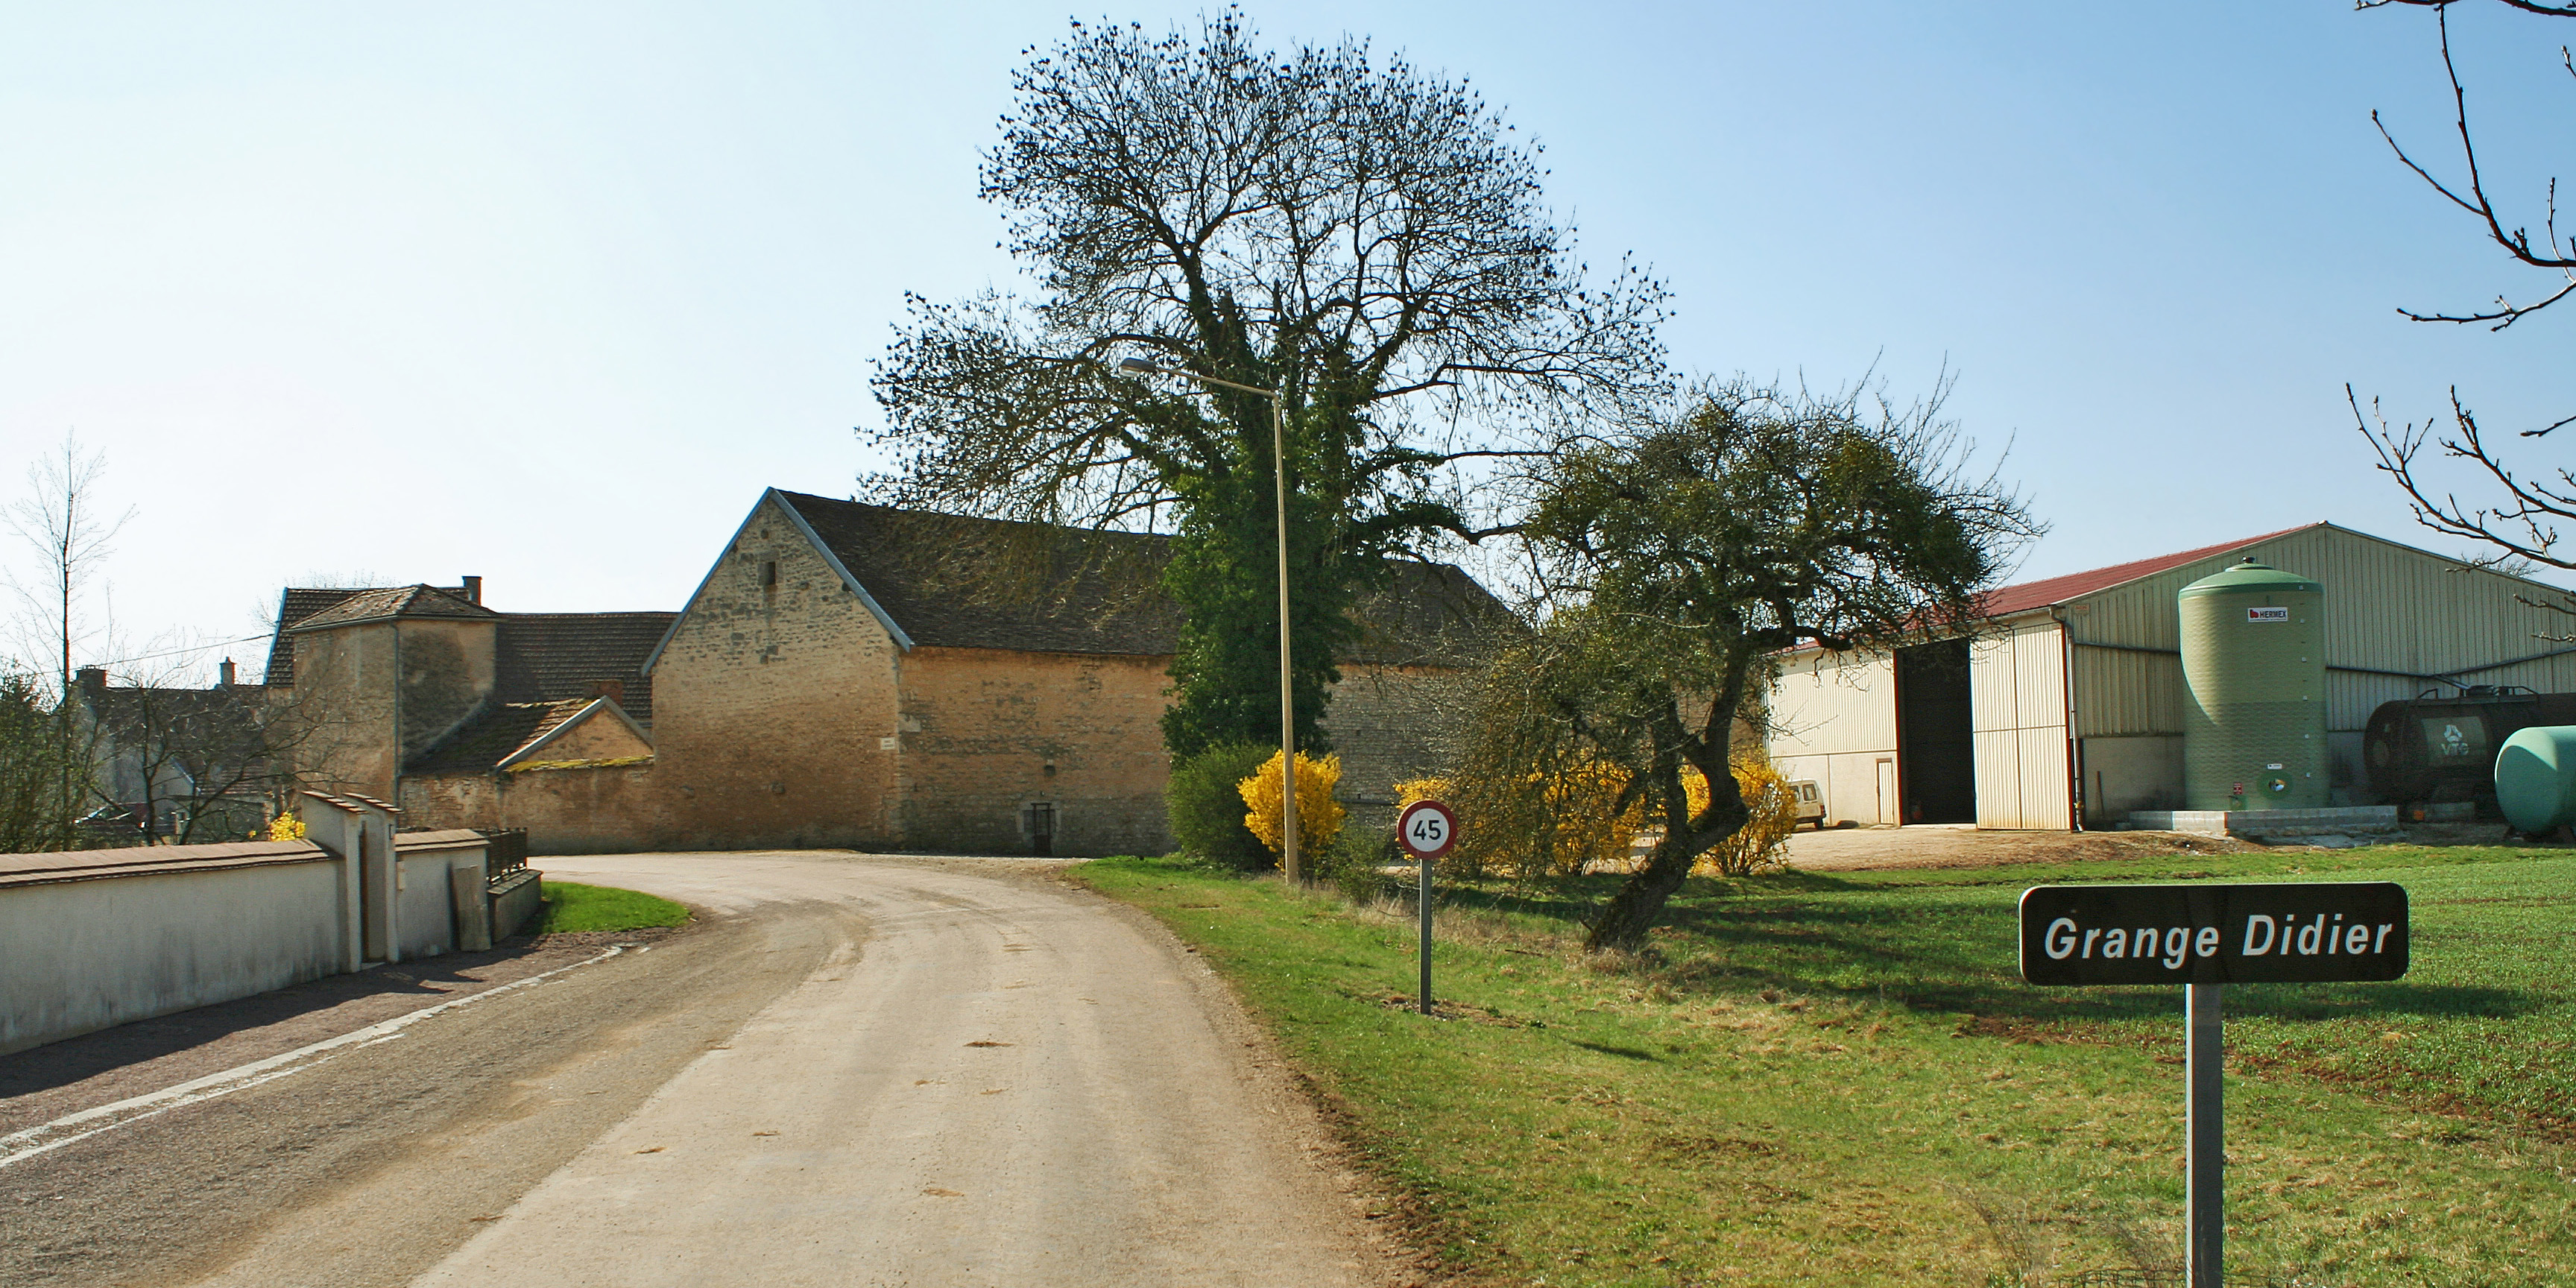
[2493,724,2576,833]
[2179,558,2328,811]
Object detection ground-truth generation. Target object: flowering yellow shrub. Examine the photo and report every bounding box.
[263,812,307,842]
[1688,754,1801,877]
[1435,757,1644,878]
[1237,750,1347,857]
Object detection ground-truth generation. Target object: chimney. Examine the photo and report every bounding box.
[587,678,626,707]
[76,666,107,702]
[218,658,236,686]
[461,575,483,604]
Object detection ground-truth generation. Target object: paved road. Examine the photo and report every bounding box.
[0,853,1393,1288]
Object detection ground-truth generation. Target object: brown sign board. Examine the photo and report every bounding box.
[2018,883,2409,987]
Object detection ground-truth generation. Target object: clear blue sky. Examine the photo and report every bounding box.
[2,1,2569,679]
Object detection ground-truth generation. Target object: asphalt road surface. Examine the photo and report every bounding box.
[0,853,1398,1287]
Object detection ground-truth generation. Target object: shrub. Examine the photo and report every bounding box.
[1422,755,1646,880]
[263,812,307,842]
[1315,821,1401,903]
[1689,754,1801,877]
[1167,741,1277,868]
[1237,749,1347,860]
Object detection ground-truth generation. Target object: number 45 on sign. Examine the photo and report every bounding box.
[1396,800,1457,1017]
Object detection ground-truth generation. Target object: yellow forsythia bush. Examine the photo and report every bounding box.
[1238,750,1347,857]
[1421,757,1644,879]
[1688,754,1800,877]
[263,812,307,842]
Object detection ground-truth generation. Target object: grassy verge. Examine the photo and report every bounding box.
[1076,847,2576,1287]
[536,880,690,934]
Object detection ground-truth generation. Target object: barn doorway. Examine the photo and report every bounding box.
[1895,640,1976,824]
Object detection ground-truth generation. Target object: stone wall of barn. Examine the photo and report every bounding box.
[891,645,1173,856]
[645,494,903,850]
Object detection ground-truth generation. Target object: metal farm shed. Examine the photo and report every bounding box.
[1764,523,2576,830]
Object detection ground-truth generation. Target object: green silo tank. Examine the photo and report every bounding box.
[2179,558,2328,812]
[2493,724,2576,833]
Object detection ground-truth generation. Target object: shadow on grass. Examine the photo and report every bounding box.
[1440,871,2542,1029]
[1568,1039,1664,1061]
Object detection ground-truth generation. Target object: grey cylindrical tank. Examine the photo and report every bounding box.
[2180,558,2328,811]
[2493,724,2576,833]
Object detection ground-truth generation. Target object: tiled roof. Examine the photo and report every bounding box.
[264,584,480,685]
[769,491,1512,661]
[1975,523,2322,618]
[491,613,676,720]
[286,585,496,632]
[400,613,673,774]
[779,493,1181,654]
[406,701,578,775]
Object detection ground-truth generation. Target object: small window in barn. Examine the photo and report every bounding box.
[760,559,779,588]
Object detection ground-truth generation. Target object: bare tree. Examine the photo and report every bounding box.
[3,433,133,846]
[6,433,133,700]
[69,651,332,845]
[2355,0,2576,564]
[871,11,1669,760]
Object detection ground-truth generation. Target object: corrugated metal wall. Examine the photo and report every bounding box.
[1970,619,2071,830]
[2066,524,2576,733]
[1767,651,1901,827]
[1765,521,2574,830]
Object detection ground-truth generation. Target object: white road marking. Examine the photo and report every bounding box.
[0,945,636,1171]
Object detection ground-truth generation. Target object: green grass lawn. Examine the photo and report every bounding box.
[535,880,690,934]
[1077,845,2576,1287]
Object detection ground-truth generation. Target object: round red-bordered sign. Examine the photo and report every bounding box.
[1396,800,1458,859]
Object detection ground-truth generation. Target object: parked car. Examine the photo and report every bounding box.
[1788,780,1826,830]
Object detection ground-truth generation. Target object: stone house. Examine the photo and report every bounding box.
[263,581,673,851]
[641,490,1502,854]
[259,490,1505,855]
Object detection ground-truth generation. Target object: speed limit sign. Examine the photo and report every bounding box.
[1397,800,1457,860]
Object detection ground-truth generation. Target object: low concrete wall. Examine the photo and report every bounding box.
[0,818,504,1056]
[2126,805,2401,839]
[0,842,348,1057]
[387,830,487,959]
[490,869,543,940]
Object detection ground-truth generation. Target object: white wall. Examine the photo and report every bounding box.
[0,822,496,1056]
[1972,619,2071,830]
[0,852,348,1056]
[1768,651,1900,827]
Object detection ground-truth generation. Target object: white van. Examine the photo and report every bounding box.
[1788,779,1826,830]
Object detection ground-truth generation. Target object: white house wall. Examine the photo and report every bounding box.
[1766,651,1900,827]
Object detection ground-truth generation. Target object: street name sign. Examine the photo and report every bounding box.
[2017,880,2410,1288]
[2018,882,2408,987]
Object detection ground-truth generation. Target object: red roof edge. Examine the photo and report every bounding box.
[1973,523,2323,619]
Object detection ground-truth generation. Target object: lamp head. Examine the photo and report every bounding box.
[1116,356,1160,374]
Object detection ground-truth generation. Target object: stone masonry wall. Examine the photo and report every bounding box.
[290,624,401,799]
[647,495,901,850]
[1322,663,1467,821]
[400,764,660,853]
[894,646,1173,856]
[394,618,497,766]
[514,709,651,765]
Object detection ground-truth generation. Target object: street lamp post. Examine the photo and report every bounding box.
[1117,355,1303,884]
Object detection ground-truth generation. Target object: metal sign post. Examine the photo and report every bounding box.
[2188,982,2223,1288]
[2018,882,2410,1288]
[1396,800,1459,1016]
